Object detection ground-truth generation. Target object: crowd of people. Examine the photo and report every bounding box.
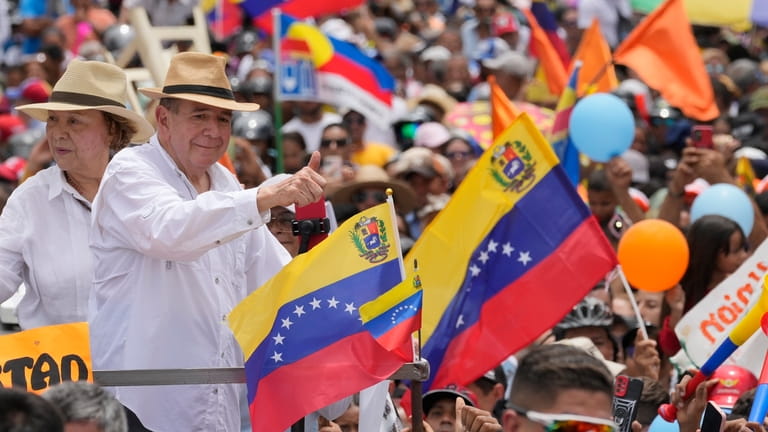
[0,0,767,431]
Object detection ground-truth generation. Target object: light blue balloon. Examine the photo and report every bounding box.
[649,414,679,432]
[569,93,635,162]
[690,183,754,235]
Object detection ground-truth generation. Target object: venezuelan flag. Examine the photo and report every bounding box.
[360,270,423,361]
[407,114,617,390]
[549,62,581,187]
[229,203,405,432]
[279,16,395,128]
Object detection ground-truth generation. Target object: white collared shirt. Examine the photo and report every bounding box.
[0,164,93,329]
[89,136,291,432]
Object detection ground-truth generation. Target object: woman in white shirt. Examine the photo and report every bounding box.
[0,59,154,329]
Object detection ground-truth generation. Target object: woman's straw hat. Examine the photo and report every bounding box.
[16,59,154,143]
[139,52,260,112]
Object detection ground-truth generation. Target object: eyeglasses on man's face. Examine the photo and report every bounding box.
[506,402,617,432]
[267,212,295,231]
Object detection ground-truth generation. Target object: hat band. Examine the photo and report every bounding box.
[50,91,123,107]
[162,84,234,100]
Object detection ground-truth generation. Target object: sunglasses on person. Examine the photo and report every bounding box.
[320,137,349,147]
[343,116,366,125]
[506,402,617,432]
[445,150,473,161]
[352,190,387,204]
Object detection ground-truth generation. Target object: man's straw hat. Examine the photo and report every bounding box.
[16,59,154,143]
[139,52,260,112]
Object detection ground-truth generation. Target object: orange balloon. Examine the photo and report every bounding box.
[617,219,689,292]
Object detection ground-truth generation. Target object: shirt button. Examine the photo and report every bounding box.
[221,352,225,358]
[215,240,221,245]
[213,388,218,394]
[214,277,220,284]
[247,219,254,225]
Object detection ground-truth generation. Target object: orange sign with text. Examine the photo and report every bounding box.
[0,322,92,393]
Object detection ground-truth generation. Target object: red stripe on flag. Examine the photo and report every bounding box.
[430,217,616,388]
[320,55,391,105]
[247,332,403,432]
[376,314,419,361]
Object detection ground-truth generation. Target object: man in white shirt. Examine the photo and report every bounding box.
[88,52,326,432]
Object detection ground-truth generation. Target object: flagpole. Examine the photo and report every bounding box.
[615,265,649,340]
[385,189,406,281]
[272,8,284,173]
[411,257,424,432]
[385,189,423,432]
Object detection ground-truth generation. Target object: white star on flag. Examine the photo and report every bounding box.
[281,317,293,329]
[487,239,498,253]
[502,242,514,256]
[327,297,339,308]
[518,251,532,266]
[293,305,305,317]
[272,333,285,345]
[456,314,465,328]
[478,251,489,264]
[344,302,357,314]
[469,264,481,277]
[271,351,283,362]
[309,297,322,310]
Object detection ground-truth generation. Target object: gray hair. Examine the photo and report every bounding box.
[43,381,127,432]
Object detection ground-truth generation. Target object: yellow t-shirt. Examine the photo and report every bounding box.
[351,142,397,168]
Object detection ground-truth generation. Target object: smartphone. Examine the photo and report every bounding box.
[613,376,644,432]
[692,125,714,149]
[700,401,726,432]
[320,155,343,181]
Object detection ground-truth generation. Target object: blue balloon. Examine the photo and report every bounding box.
[569,93,635,162]
[690,183,754,235]
[649,414,679,432]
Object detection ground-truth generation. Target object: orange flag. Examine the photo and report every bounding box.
[489,75,520,139]
[571,19,618,96]
[522,8,567,96]
[613,0,719,121]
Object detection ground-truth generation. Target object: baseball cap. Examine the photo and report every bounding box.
[19,79,51,104]
[414,122,451,149]
[0,156,27,182]
[555,337,626,377]
[620,149,650,184]
[0,114,26,141]
[481,50,533,77]
[420,46,452,63]
[422,384,477,414]
[493,12,518,37]
[708,365,758,409]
